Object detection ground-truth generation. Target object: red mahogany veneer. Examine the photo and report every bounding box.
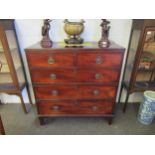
[25,42,125,125]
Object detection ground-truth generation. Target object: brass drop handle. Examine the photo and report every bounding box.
[92,106,98,111]
[52,105,60,111]
[48,56,55,64]
[96,56,103,64]
[93,90,100,96]
[74,101,79,105]
[51,90,59,96]
[50,73,57,80]
[95,73,102,80]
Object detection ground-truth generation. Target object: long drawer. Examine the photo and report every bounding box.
[30,68,120,84]
[37,101,113,115]
[34,85,117,100]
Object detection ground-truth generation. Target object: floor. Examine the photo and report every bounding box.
[0,103,155,135]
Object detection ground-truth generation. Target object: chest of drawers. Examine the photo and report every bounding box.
[25,42,125,125]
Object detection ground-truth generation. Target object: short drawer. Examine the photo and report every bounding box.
[37,101,113,115]
[77,52,122,68]
[78,85,117,100]
[76,69,119,83]
[26,52,74,68]
[34,85,77,100]
[31,69,76,84]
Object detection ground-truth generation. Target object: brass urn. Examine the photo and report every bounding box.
[64,19,85,44]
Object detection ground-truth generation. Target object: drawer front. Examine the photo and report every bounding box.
[76,69,119,83]
[31,69,76,84]
[34,85,77,100]
[31,68,119,84]
[37,101,113,115]
[34,85,117,100]
[78,85,117,100]
[77,52,122,68]
[27,52,74,68]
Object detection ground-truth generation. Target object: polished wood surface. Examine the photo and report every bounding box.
[27,52,74,68]
[31,69,76,83]
[77,52,122,68]
[78,85,116,100]
[34,85,78,100]
[25,42,125,51]
[31,68,119,84]
[26,42,125,125]
[76,69,119,83]
[37,101,113,115]
[34,85,116,100]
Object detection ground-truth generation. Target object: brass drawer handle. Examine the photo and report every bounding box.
[52,105,60,111]
[93,90,100,96]
[92,106,98,111]
[74,101,79,105]
[48,57,55,64]
[96,56,103,64]
[50,73,57,80]
[95,73,102,80]
[51,90,59,96]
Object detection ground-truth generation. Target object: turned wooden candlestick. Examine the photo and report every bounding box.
[98,19,110,48]
[41,19,53,48]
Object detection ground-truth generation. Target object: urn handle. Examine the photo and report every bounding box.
[64,19,85,24]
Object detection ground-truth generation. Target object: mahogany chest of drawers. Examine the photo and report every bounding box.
[25,42,125,125]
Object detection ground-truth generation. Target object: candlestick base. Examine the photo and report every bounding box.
[41,37,53,48]
[98,39,110,48]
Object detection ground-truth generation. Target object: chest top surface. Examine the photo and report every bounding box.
[25,42,125,52]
